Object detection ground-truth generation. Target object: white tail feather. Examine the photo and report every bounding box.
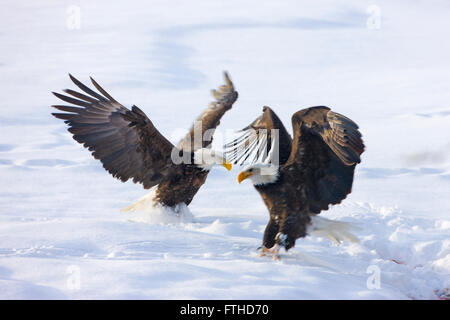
[120,190,156,213]
[121,189,194,224]
[308,216,360,244]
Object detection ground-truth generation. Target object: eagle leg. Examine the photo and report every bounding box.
[259,244,281,260]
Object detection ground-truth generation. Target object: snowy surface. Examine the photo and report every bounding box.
[0,0,449,299]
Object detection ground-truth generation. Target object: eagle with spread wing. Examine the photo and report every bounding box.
[52,72,237,210]
[225,106,364,258]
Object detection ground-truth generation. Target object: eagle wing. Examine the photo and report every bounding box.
[51,74,176,189]
[282,106,365,213]
[224,106,293,165]
[177,72,238,152]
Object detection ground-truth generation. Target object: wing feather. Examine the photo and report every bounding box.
[224,106,292,166]
[283,106,365,213]
[177,72,238,152]
[51,75,177,189]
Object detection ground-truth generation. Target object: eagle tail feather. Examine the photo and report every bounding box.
[120,190,156,212]
[308,216,361,244]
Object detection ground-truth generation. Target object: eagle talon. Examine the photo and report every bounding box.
[260,245,281,260]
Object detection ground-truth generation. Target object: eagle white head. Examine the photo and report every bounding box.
[193,148,232,171]
[237,163,279,186]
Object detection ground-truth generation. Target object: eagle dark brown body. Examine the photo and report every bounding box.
[154,164,209,207]
[255,172,312,250]
[227,106,364,255]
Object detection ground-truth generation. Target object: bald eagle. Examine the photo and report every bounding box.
[225,106,364,259]
[51,72,237,210]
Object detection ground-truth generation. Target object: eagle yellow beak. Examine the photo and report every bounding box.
[222,161,232,171]
[238,171,253,184]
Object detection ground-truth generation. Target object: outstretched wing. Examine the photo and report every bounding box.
[224,106,292,166]
[282,106,365,213]
[51,74,176,189]
[177,72,238,152]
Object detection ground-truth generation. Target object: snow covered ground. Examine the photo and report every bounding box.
[0,0,449,299]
